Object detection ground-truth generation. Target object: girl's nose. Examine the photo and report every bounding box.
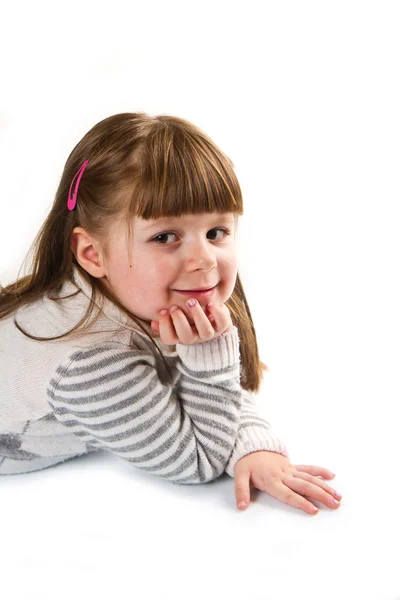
[185,254,216,271]
[183,239,218,271]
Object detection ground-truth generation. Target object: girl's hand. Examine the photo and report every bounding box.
[151,299,234,345]
[234,451,342,514]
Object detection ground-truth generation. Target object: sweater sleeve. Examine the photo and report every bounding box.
[223,389,290,478]
[46,327,243,484]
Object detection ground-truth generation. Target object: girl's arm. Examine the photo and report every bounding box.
[46,327,243,484]
[223,389,290,478]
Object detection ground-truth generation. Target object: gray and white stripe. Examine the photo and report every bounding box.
[47,329,244,484]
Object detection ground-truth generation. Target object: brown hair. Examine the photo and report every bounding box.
[0,112,268,391]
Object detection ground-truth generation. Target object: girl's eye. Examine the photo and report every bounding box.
[208,227,230,241]
[152,232,178,245]
[151,228,230,245]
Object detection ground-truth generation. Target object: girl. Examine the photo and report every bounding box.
[0,112,341,513]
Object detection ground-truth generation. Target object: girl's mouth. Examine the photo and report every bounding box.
[174,285,217,299]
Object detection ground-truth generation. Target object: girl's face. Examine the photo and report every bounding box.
[102,212,238,326]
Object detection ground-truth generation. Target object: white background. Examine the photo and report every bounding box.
[1,1,399,599]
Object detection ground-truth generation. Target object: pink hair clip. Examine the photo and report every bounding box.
[67,160,89,211]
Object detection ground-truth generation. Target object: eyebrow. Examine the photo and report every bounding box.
[142,215,234,230]
[142,219,177,230]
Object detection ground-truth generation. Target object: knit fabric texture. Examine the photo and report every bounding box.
[0,266,289,478]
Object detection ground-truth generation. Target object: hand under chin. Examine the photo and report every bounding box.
[180,302,211,327]
[179,304,196,325]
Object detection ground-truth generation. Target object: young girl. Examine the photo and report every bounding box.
[0,112,341,513]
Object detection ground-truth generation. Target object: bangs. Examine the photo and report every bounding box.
[126,124,244,221]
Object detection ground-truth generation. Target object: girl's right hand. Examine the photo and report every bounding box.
[151,300,234,346]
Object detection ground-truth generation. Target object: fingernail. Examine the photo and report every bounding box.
[160,309,168,316]
[186,298,197,307]
[170,305,179,313]
[238,501,246,510]
[207,303,214,309]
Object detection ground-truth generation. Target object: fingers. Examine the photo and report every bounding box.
[294,464,336,479]
[234,469,251,511]
[169,306,202,344]
[287,476,341,510]
[184,301,233,339]
[158,308,181,345]
[156,301,233,346]
[257,471,341,515]
[150,320,160,335]
[184,299,215,340]
[233,455,319,514]
[264,481,320,515]
[291,470,342,501]
[156,306,200,345]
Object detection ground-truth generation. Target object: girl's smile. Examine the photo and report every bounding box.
[172,285,218,298]
[73,212,239,327]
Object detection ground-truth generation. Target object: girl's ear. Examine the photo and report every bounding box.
[71,227,107,279]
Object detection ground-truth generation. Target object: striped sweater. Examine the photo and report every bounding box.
[0,265,289,478]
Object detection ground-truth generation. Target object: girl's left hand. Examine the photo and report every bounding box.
[233,451,342,514]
